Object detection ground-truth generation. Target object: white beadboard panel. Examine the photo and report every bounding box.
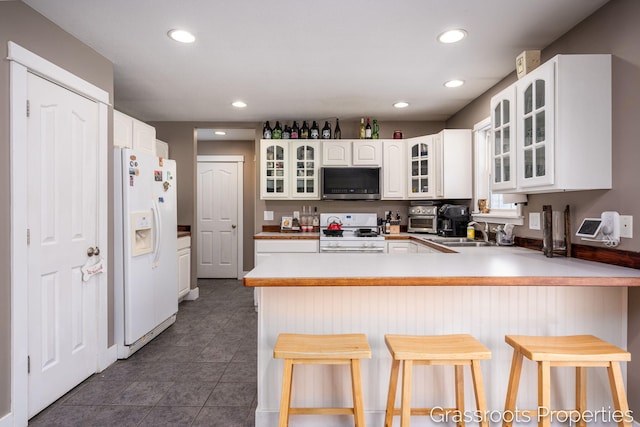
[256,286,628,427]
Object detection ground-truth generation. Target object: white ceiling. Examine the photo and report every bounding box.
[23,0,609,124]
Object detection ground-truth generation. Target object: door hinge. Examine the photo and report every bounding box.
[27,355,30,374]
[27,228,30,246]
[26,100,30,118]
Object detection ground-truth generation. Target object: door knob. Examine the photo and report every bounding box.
[87,246,100,257]
[231,224,237,229]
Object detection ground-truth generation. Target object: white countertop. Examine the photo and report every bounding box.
[244,245,640,287]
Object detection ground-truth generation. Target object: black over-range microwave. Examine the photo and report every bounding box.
[321,167,381,200]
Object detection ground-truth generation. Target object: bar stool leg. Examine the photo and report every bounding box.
[503,350,524,427]
[538,361,551,427]
[575,367,587,427]
[455,365,466,427]
[401,360,413,427]
[351,359,366,427]
[385,359,401,427]
[471,359,489,427]
[607,362,632,427]
[278,359,294,427]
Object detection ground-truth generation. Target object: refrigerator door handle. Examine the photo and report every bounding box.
[151,199,162,268]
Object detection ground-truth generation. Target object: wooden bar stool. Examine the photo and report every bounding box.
[384,334,492,427]
[503,335,632,427]
[274,333,371,427]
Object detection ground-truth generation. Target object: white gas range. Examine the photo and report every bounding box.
[319,213,386,253]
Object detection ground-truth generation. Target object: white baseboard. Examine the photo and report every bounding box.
[0,412,15,427]
[183,287,199,301]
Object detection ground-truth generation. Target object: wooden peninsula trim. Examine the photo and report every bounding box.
[243,275,640,287]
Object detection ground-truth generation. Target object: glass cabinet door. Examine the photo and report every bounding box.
[490,86,516,191]
[261,141,288,198]
[291,141,318,198]
[517,63,555,188]
[407,135,435,198]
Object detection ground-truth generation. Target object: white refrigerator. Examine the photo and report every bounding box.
[114,148,178,358]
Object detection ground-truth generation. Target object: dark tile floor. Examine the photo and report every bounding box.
[29,279,257,427]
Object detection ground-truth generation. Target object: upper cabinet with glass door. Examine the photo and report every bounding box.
[491,54,612,194]
[291,140,320,199]
[407,135,436,198]
[490,86,516,191]
[517,62,555,189]
[260,140,289,199]
[260,139,320,200]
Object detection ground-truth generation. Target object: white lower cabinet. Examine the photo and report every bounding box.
[177,236,191,300]
[255,239,319,265]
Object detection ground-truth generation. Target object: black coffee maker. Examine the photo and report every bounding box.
[437,204,470,237]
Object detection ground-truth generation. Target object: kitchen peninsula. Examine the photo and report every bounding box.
[244,249,640,427]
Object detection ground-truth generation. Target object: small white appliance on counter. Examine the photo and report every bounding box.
[114,148,178,358]
[319,213,386,253]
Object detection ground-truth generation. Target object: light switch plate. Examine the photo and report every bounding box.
[264,210,274,221]
[529,212,541,230]
[620,215,633,238]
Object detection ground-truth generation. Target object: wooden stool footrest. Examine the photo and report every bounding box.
[290,408,355,415]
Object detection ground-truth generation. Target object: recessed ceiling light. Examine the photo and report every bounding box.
[231,101,247,108]
[393,101,409,109]
[437,29,467,44]
[444,79,465,88]
[167,29,195,44]
[215,131,226,136]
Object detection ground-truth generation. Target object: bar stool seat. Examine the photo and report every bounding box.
[274,333,371,427]
[384,334,491,427]
[503,334,632,427]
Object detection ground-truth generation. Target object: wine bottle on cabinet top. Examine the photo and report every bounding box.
[272,121,283,139]
[365,118,372,139]
[359,118,365,139]
[372,119,379,139]
[282,124,291,139]
[334,118,341,139]
[291,121,299,139]
[310,121,319,139]
[300,121,309,139]
[263,121,272,139]
[321,121,331,139]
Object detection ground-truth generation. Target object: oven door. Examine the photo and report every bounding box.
[319,242,386,253]
[408,216,437,233]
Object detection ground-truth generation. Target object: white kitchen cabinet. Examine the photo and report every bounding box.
[407,129,471,199]
[382,139,406,199]
[352,140,382,166]
[416,243,439,253]
[291,140,321,199]
[255,239,319,265]
[260,140,290,199]
[491,54,612,194]
[177,235,191,300]
[113,110,156,155]
[260,139,320,199]
[322,140,351,166]
[322,140,382,166]
[490,86,517,191]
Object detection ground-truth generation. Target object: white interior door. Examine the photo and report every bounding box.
[197,161,239,278]
[26,73,100,417]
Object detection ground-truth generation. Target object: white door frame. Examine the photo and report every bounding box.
[196,155,244,280]
[7,41,112,427]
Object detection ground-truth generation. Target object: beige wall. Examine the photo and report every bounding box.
[0,0,114,418]
[445,0,640,411]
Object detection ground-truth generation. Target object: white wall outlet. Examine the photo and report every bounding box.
[529,212,541,230]
[264,210,274,221]
[620,215,633,238]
